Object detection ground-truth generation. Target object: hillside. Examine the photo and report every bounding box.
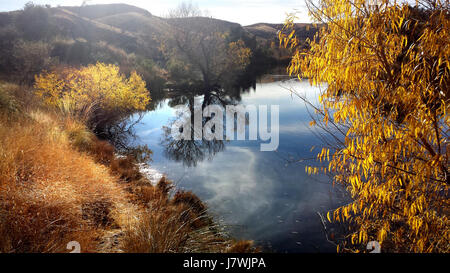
[96,12,169,34]
[62,3,152,19]
[244,22,320,41]
[0,3,319,52]
[0,3,320,88]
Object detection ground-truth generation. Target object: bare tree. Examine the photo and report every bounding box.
[162,1,251,90]
[168,1,202,18]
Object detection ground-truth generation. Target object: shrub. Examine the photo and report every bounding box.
[34,62,151,134]
[0,26,20,76]
[0,83,20,115]
[12,40,56,84]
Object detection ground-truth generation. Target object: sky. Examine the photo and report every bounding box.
[0,0,310,25]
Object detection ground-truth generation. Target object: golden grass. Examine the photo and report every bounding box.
[121,178,259,253]
[0,113,138,252]
[0,84,258,253]
[122,178,227,253]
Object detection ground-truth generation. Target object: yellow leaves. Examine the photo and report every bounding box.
[34,63,150,119]
[126,71,149,110]
[305,166,319,175]
[35,72,65,107]
[351,233,358,245]
[317,147,330,162]
[378,227,387,242]
[228,40,252,69]
[288,29,296,40]
[349,174,362,191]
[358,230,367,244]
[398,15,405,30]
[283,0,449,253]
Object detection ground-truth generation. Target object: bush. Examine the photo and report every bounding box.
[0,83,20,115]
[0,26,20,76]
[51,38,93,66]
[34,62,151,134]
[12,40,56,84]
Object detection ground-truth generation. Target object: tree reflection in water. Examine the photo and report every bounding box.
[160,79,255,167]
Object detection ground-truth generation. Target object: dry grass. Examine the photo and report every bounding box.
[0,113,138,252]
[0,83,257,253]
[225,240,259,253]
[90,139,115,164]
[110,155,143,182]
[121,177,259,253]
[121,178,227,253]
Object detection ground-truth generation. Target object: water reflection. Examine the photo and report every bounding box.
[161,128,225,167]
[132,76,346,252]
[159,79,252,167]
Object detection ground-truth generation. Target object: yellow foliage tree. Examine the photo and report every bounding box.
[228,40,252,72]
[35,62,150,131]
[280,0,449,252]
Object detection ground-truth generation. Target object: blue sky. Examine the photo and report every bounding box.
[0,0,309,25]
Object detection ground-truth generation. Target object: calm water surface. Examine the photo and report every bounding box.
[131,76,344,252]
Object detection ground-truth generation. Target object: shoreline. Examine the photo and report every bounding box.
[137,162,164,186]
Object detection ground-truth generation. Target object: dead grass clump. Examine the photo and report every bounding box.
[0,195,97,253]
[63,117,95,150]
[226,240,260,253]
[122,205,189,253]
[121,203,231,253]
[131,184,157,205]
[0,115,138,252]
[121,177,249,253]
[172,190,212,229]
[172,190,207,215]
[90,139,115,164]
[127,177,172,207]
[82,200,116,228]
[110,155,143,182]
[155,176,173,198]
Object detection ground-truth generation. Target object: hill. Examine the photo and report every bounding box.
[96,12,169,35]
[0,3,320,87]
[62,3,152,19]
[244,22,320,41]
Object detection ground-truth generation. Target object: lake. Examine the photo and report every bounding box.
[130,75,345,253]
